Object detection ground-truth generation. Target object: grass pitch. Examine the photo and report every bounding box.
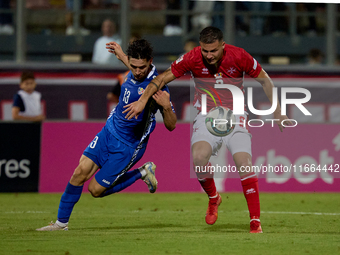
[1,192,339,255]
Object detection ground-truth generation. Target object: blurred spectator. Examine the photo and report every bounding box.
[335,56,340,66]
[212,2,249,36]
[107,71,128,104]
[183,39,197,54]
[249,2,271,36]
[190,1,214,33]
[92,19,122,65]
[131,0,166,10]
[0,0,14,35]
[12,71,45,122]
[268,2,288,36]
[65,0,91,35]
[163,0,182,36]
[297,3,326,36]
[26,0,51,8]
[307,48,323,66]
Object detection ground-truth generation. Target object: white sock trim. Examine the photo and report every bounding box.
[209,194,218,199]
[56,220,68,227]
[241,173,257,182]
[250,219,260,222]
[139,168,147,178]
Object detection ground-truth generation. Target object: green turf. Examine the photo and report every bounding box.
[1,192,339,255]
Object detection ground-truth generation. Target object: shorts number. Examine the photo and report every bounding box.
[90,136,99,149]
[123,88,131,104]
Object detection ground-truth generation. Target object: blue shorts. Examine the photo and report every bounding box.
[83,126,147,188]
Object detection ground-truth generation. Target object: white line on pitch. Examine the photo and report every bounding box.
[3,211,48,214]
[259,211,340,216]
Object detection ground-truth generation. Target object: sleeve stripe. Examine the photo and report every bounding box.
[253,58,257,70]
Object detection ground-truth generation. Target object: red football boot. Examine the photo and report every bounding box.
[250,216,263,233]
[205,193,222,225]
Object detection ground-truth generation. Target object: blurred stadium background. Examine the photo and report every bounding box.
[1,2,340,254]
[0,0,340,193]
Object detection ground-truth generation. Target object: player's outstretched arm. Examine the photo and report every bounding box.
[12,107,45,122]
[152,90,177,131]
[106,42,130,69]
[123,68,177,120]
[255,69,293,132]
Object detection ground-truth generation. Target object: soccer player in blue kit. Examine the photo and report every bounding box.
[37,39,177,231]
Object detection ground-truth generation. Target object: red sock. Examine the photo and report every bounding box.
[241,173,260,218]
[195,162,217,198]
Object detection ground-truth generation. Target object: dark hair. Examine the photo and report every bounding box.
[20,71,35,83]
[199,26,223,44]
[126,39,153,61]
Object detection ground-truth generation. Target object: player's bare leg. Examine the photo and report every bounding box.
[70,155,100,186]
[192,141,222,225]
[233,152,262,233]
[36,155,99,231]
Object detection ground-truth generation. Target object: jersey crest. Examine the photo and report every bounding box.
[227,67,236,75]
[138,87,145,95]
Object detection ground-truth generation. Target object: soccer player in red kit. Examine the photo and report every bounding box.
[112,26,292,233]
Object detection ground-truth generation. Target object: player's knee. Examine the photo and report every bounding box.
[192,152,209,167]
[238,162,253,176]
[196,170,214,179]
[88,186,103,198]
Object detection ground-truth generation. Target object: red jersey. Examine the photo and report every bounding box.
[171,44,262,111]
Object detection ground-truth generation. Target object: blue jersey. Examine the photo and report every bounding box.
[106,64,174,146]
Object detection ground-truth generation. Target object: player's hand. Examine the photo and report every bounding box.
[152,90,171,110]
[123,101,146,120]
[273,112,293,132]
[106,41,125,61]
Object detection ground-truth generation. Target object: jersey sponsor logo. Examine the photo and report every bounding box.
[130,79,136,84]
[227,67,236,75]
[138,87,145,95]
[202,68,209,74]
[176,55,184,64]
[253,58,258,70]
[214,72,223,79]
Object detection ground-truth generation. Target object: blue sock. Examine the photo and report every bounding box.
[101,169,142,197]
[57,182,83,223]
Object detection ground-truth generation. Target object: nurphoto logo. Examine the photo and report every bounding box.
[201,83,312,127]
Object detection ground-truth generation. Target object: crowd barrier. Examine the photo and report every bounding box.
[1,121,339,193]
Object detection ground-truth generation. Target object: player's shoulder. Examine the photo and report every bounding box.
[122,71,134,86]
[223,44,250,64]
[224,44,247,55]
[187,46,202,61]
[177,46,201,64]
[13,91,22,101]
